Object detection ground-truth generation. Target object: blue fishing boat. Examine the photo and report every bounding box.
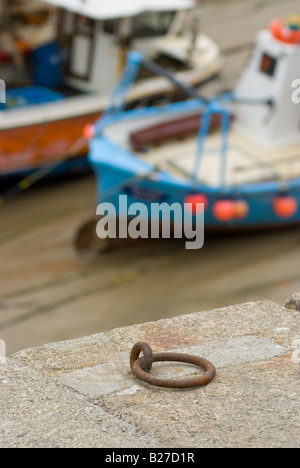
[85,16,300,243]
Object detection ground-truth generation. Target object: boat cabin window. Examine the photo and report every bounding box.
[74,15,95,35]
[259,53,278,78]
[103,12,175,38]
[133,11,176,37]
[103,19,120,35]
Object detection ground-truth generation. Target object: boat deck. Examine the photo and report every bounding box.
[105,116,300,188]
[145,131,300,187]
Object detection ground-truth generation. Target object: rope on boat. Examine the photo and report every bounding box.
[0,135,159,208]
[0,137,87,207]
[140,58,209,104]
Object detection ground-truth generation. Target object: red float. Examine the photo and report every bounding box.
[83,123,96,140]
[184,194,208,214]
[270,19,300,45]
[273,195,298,219]
[234,200,249,220]
[213,200,236,222]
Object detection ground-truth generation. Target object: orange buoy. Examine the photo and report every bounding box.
[83,123,96,140]
[270,18,300,44]
[273,195,298,218]
[213,200,236,222]
[234,199,249,220]
[184,194,208,214]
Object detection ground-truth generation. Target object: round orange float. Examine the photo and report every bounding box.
[212,199,249,223]
[270,17,300,45]
[273,195,298,219]
[83,123,96,140]
[213,200,236,222]
[234,200,249,220]
[184,194,208,214]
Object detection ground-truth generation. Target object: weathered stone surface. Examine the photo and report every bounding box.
[0,301,299,448]
[0,365,162,448]
[58,336,287,399]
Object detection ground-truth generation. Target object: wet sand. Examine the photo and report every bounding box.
[1,173,300,355]
[1,0,300,354]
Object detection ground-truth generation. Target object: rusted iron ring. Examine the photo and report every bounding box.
[130,342,216,389]
[130,342,154,373]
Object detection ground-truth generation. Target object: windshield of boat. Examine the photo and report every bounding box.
[104,11,176,37]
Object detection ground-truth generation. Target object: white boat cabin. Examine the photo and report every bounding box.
[99,16,300,190]
[234,20,300,149]
[43,0,201,93]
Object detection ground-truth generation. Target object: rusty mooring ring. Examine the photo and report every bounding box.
[130,342,153,373]
[130,342,216,389]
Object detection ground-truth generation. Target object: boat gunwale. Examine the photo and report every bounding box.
[89,130,300,198]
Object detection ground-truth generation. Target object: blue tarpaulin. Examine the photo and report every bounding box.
[0,86,64,109]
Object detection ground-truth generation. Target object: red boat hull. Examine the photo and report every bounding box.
[0,111,100,176]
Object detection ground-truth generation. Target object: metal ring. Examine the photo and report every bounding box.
[130,343,216,389]
[130,342,153,373]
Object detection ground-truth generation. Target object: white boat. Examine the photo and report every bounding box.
[0,0,222,177]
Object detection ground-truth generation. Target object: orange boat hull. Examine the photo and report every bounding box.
[0,111,100,176]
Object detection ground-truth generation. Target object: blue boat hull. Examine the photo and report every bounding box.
[89,135,300,230]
